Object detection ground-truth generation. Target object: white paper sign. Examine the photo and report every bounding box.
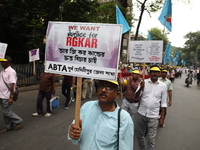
[44,22,122,81]
[0,42,8,59]
[29,48,40,62]
[129,41,163,63]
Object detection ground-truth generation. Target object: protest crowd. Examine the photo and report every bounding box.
[0,55,199,150]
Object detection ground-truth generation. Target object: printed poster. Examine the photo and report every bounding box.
[129,41,163,63]
[0,42,8,59]
[29,49,40,62]
[45,22,122,81]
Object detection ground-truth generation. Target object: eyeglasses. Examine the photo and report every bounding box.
[97,84,117,92]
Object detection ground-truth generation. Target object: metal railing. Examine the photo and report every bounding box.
[13,63,43,86]
[0,63,63,86]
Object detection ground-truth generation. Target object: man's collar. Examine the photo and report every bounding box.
[148,78,159,84]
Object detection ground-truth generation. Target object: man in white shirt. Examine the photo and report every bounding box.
[135,66,167,150]
[0,56,22,133]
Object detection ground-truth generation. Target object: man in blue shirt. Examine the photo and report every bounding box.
[68,80,134,150]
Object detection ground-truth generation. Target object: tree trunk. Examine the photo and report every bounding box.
[134,0,147,40]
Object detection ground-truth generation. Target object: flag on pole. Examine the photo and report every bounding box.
[148,31,152,40]
[163,43,171,64]
[175,51,181,58]
[181,59,184,64]
[116,5,130,34]
[158,0,172,31]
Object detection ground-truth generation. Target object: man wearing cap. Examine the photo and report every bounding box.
[126,65,132,73]
[68,80,134,150]
[135,66,167,150]
[0,56,22,133]
[121,70,141,121]
[159,69,173,107]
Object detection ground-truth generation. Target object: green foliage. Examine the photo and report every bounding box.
[0,0,134,64]
[182,31,200,66]
[149,27,169,50]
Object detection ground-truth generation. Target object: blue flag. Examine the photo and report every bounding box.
[163,43,171,64]
[181,59,184,64]
[175,51,181,58]
[148,31,152,40]
[158,0,172,31]
[116,5,130,34]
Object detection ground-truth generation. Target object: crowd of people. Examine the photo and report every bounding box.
[0,56,199,149]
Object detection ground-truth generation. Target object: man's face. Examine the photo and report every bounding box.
[161,72,167,78]
[150,71,160,80]
[132,73,140,80]
[97,81,120,103]
[0,61,8,68]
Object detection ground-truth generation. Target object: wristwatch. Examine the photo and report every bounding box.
[10,95,14,98]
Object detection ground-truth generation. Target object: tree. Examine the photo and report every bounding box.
[0,0,100,63]
[149,27,169,50]
[182,31,200,66]
[133,0,163,40]
[133,0,191,41]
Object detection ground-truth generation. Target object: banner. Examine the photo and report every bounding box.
[45,22,122,81]
[129,41,163,63]
[29,48,40,62]
[0,42,8,59]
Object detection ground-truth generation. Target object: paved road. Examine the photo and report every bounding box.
[0,74,200,150]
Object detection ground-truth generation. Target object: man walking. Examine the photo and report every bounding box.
[121,70,141,120]
[0,56,22,133]
[135,66,167,150]
[68,80,134,150]
[159,69,173,107]
[32,64,56,117]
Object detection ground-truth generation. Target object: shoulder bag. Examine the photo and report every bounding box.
[2,76,19,101]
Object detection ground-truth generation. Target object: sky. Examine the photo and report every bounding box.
[132,0,200,48]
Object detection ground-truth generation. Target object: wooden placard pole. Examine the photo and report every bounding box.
[33,61,36,74]
[75,77,82,126]
[142,63,145,80]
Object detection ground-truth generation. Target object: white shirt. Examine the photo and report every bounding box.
[137,78,167,118]
[0,66,17,99]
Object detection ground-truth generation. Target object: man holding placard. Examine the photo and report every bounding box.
[68,80,134,150]
[32,64,56,117]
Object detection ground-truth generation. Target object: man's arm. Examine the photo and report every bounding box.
[159,107,166,127]
[134,80,144,99]
[159,86,168,127]
[168,90,172,106]
[8,83,15,105]
[52,74,56,95]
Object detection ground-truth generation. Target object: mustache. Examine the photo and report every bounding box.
[99,93,108,98]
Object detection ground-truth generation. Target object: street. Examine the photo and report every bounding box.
[0,74,200,150]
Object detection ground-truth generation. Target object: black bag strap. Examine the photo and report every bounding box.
[2,75,10,90]
[117,108,122,150]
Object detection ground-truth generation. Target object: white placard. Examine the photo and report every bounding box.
[29,49,40,62]
[44,22,122,81]
[0,42,8,59]
[129,41,163,63]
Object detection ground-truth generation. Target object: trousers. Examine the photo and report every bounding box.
[36,90,52,114]
[121,98,139,120]
[62,83,72,107]
[82,79,93,99]
[137,113,158,150]
[0,99,22,129]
